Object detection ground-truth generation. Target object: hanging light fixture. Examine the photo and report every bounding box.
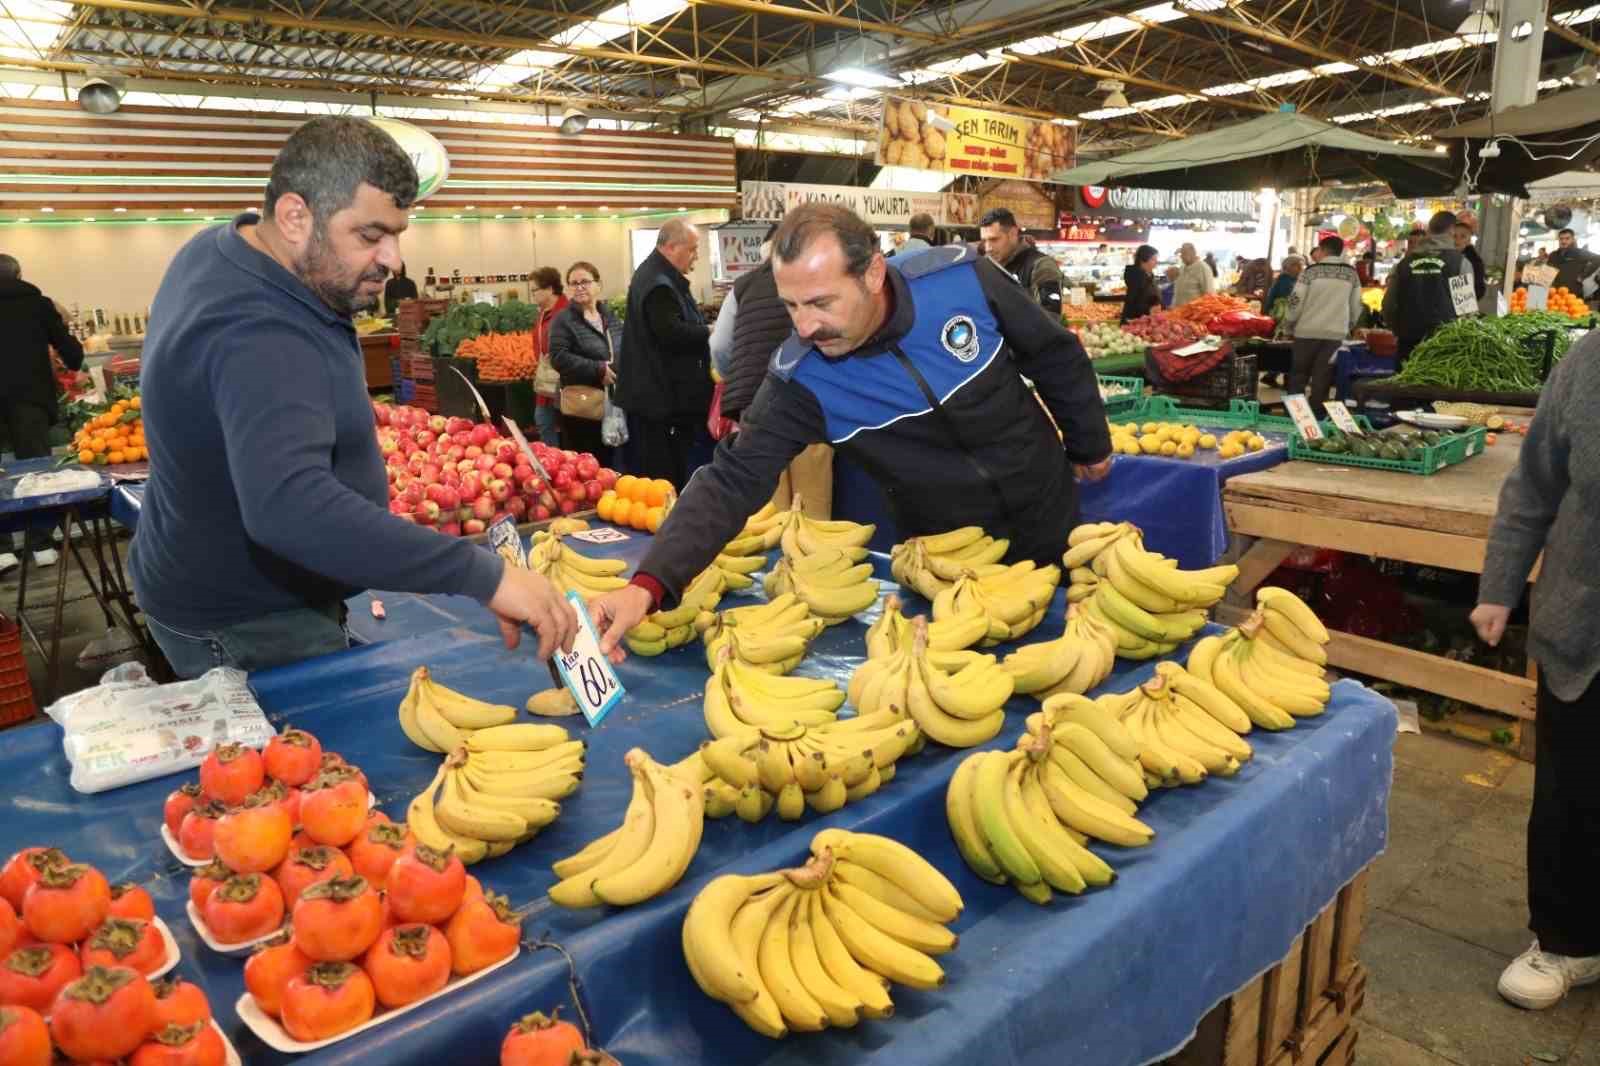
[559,107,590,135]
[1457,0,1496,38]
[1095,79,1129,109]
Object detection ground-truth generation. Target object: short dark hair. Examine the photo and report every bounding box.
[772,203,879,277]
[1134,244,1159,265]
[532,266,563,294]
[908,212,935,236]
[263,117,418,223]
[1426,210,1457,237]
[1318,235,1344,256]
[0,253,18,281]
[1560,227,1576,238]
[567,261,601,284]
[979,207,1018,230]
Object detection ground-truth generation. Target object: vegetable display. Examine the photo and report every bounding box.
[1169,293,1247,325]
[454,332,534,383]
[1387,315,1572,392]
[421,301,538,357]
[1122,312,1204,347]
[1207,310,1275,338]
[1076,323,1145,359]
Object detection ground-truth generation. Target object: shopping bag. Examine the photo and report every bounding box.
[602,391,629,447]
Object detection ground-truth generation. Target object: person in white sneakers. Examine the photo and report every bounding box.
[1472,332,1600,1010]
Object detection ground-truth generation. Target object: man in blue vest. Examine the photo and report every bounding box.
[588,202,1112,654]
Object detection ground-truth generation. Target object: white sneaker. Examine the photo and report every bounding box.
[30,548,58,568]
[0,552,16,576]
[1497,941,1600,1009]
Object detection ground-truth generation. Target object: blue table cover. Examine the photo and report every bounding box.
[0,456,111,535]
[0,553,1394,1066]
[111,482,144,529]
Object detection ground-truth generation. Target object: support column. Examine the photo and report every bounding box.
[1479,0,1547,295]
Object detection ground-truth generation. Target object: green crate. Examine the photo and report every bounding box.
[1288,421,1487,475]
[1121,396,1297,433]
[1098,374,1144,417]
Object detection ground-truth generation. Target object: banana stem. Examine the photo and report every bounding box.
[1239,612,1266,639]
[786,849,834,888]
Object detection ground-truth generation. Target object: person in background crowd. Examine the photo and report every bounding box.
[0,252,83,573]
[978,207,1064,316]
[1547,228,1600,295]
[1383,210,1473,367]
[382,261,417,312]
[1513,258,1530,291]
[616,218,713,488]
[1356,248,1377,287]
[530,266,568,448]
[547,261,618,467]
[1264,255,1304,312]
[1121,245,1163,323]
[1161,265,1180,309]
[1235,255,1273,302]
[899,212,938,257]
[1173,242,1215,307]
[1535,247,1550,266]
[1472,333,1600,1012]
[1203,252,1219,279]
[710,223,778,395]
[1454,220,1486,301]
[1284,235,1362,404]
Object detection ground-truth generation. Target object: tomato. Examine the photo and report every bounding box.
[500,1008,587,1066]
[200,874,284,945]
[177,802,227,863]
[213,798,292,875]
[298,773,368,848]
[444,892,520,976]
[280,962,375,1043]
[243,930,312,1019]
[262,729,323,788]
[150,977,210,1028]
[129,1021,226,1066]
[22,863,111,944]
[187,861,231,914]
[49,964,158,1063]
[162,784,201,838]
[109,882,157,922]
[363,923,450,1009]
[198,743,264,806]
[386,844,465,926]
[0,1005,50,1066]
[0,898,17,958]
[291,876,382,962]
[0,944,81,1011]
[347,822,412,889]
[274,846,353,909]
[0,848,69,910]
[80,917,167,976]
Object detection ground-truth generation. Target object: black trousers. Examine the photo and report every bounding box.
[1529,673,1600,957]
[1,399,54,552]
[1288,338,1342,403]
[631,414,702,488]
[558,414,612,469]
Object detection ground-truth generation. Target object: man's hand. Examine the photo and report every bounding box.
[1470,603,1511,647]
[1074,457,1113,482]
[589,584,654,663]
[487,565,579,659]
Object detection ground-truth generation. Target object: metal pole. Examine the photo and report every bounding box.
[1480,0,1547,304]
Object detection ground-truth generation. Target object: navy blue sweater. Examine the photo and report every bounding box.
[130,216,503,630]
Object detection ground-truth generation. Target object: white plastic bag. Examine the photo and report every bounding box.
[602,391,629,448]
[45,667,276,794]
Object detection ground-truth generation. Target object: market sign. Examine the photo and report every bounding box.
[714,224,768,282]
[1073,185,1257,222]
[978,180,1057,231]
[877,96,1074,184]
[1055,214,1150,244]
[369,117,450,200]
[740,180,946,227]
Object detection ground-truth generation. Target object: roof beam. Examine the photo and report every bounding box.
[1000,51,1274,114]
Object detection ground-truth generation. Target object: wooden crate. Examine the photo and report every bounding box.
[1162,866,1370,1066]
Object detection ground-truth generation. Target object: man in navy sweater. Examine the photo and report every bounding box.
[131,117,576,676]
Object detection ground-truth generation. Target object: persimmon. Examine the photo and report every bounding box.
[298,772,367,848]
[198,743,264,806]
[291,876,382,962]
[242,930,311,1019]
[177,801,227,863]
[0,849,68,910]
[49,965,157,1063]
[80,917,166,975]
[200,874,283,945]
[386,844,465,926]
[187,861,231,914]
[280,962,375,1043]
[0,1005,50,1066]
[499,1008,586,1066]
[150,977,210,1028]
[213,795,292,875]
[462,875,485,907]
[444,892,520,976]
[262,729,323,788]
[319,755,368,797]
[162,784,201,838]
[0,898,16,958]
[22,863,111,944]
[0,943,80,1011]
[363,923,450,1009]
[347,822,412,889]
[275,846,353,909]
[109,882,156,922]
[129,1021,226,1066]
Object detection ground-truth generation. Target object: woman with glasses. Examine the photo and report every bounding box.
[547,261,619,463]
[530,266,568,447]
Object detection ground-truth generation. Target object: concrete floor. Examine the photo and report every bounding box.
[2,535,1597,1065]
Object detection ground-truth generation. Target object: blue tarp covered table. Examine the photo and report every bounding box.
[0,456,110,535]
[111,481,144,529]
[0,554,1393,1066]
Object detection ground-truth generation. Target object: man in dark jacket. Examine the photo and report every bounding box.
[585,203,1113,653]
[1454,221,1486,302]
[1547,228,1600,295]
[1382,210,1474,364]
[979,207,1064,315]
[0,254,84,568]
[616,219,712,487]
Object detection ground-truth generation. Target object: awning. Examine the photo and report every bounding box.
[1435,86,1600,197]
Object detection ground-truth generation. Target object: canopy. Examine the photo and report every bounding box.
[1050,110,1452,197]
[1436,86,1600,197]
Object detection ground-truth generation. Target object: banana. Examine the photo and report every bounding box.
[465,741,586,773]
[592,755,705,906]
[466,722,574,751]
[549,759,656,908]
[455,774,562,826]
[755,892,830,1032]
[914,526,986,555]
[1259,607,1329,665]
[1104,540,1185,614]
[1163,666,1254,734]
[422,673,519,730]
[1110,536,1229,608]
[1237,643,1328,716]
[1062,529,1124,569]
[736,784,773,822]
[1001,754,1086,894]
[1170,697,1254,761]
[1133,702,1210,783]
[1050,721,1149,801]
[436,769,528,842]
[1042,692,1142,760]
[1179,634,1228,684]
[409,674,466,752]
[1148,703,1237,776]
[462,765,582,800]
[625,634,669,656]
[396,669,441,752]
[405,767,489,865]
[807,772,849,813]
[1067,521,1122,547]
[787,893,862,1027]
[970,751,1042,887]
[805,891,895,1019]
[828,880,956,955]
[701,735,762,789]
[682,871,788,1004]
[724,883,794,1037]
[1018,759,1115,886]
[1256,586,1330,643]
[1211,642,1297,730]
[551,827,620,880]
[1035,758,1152,846]
[810,828,963,923]
[1047,744,1140,814]
[946,753,1008,885]
[832,861,948,924]
[919,655,1014,719]
[818,887,944,990]
[1094,583,1201,645]
[1249,630,1329,678]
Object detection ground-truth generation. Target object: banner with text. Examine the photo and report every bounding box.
[740,180,946,227]
[877,96,1074,183]
[979,180,1059,231]
[1076,185,1258,223]
[714,224,770,282]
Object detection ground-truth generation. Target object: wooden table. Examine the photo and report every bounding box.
[1221,437,1537,752]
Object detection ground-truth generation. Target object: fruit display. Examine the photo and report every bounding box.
[1107,419,1267,460]
[1,962,226,1065]
[377,402,615,535]
[1089,670,1251,787]
[397,666,524,754]
[549,749,705,908]
[525,534,630,599]
[763,497,876,567]
[596,475,676,533]
[681,828,962,1037]
[405,724,582,865]
[888,526,1010,603]
[1181,590,1333,732]
[1000,603,1118,697]
[703,645,846,739]
[625,566,728,656]
[1076,322,1146,360]
[930,560,1060,647]
[71,393,145,466]
[500,1008,595,1066]
[1508,286,1587,317]
[455,331,534,382]
[848,617,1012,748]
[702,594,827,676]
[764,546,882,625]
[1299,424,1472,461]
[1121,312,1205,347]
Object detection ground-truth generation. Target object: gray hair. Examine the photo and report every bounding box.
[772,203,878,277]
[1283,255,1305,269]
[0,253,17,281]
[657,218,698,248]
[264,117,418,225]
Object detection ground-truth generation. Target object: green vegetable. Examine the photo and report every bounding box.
[1389,315,1575,392]
[420,298,540,355]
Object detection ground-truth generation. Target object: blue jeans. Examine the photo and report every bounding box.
[146,604,349,679]
[534,402,560,447]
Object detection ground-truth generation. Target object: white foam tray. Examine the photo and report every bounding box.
[185,900,285,957]
[161,792,377,867]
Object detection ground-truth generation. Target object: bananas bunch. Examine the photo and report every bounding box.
[849,616,1013,748]
[1183,589,1331,731]
[702,593,827,675]
[699,714,919,822]
[1000,603,1118,697]
[682,829,961,1037]
[1024,700,1153,830]
[709,503,787,590]
[625,567,728,656]
[866,594,987,655]
[764,548,882,625]
[527,535,630,598]
[704,647,845,738]
[776,496,876,565]
[888,526,1009,602]
[397,666,519,753]
[1093,667,1254,788]
[550,748,706,908]
[946,739,1117,905]
[931,561,1060,647]
[405,723,581,865]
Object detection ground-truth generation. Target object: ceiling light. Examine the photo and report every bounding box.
[494,213,505,219]
[610,214,619,219]
[1510,18,1533,40]
[1457,0,1496,37]
[512,205,523,210]
[146,216,158,221]
[1096,79,1130,108]
[536,214,546,219]
[183,207,194,213]
[574,214,585,219]
[678,206,688,211]
[17,218,29,224]
[77,78,121,115]
[598,205,609,210]
[1576,63,1599,87]
[204,216,215,221]
[558,205,568,210]
[465,205,476,210]
[559,106,590,135]
[40,207,53,213]
[675,71,700,89]
[452,213,462,218]
[114,206,126,213]
[824,66,902,89]
[1479,140,1503,158]
[85,217,96,222]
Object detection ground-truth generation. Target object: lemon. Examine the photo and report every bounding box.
[1249,435,1266,451]
[1198,433,1217,449]
[1155,426,1173,443]
[1177,442,1196,459]
[1160,441,1178,456]
[1139,434,1163,455]
[1123,440,1142,456]
[1141,422,1158,434]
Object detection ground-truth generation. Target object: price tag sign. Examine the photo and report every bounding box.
[570,526,630,545]
[552,591,625,726]
[1283,394,1323,440]
[1068,287,1090,306]
[1322,401,1364,436]
[1525,285,1549,311]
[487,514,527,569]
[1523,264,1558,288]
[1449,274,1479,317]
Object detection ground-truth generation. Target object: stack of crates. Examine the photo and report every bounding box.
[395,299,449,411]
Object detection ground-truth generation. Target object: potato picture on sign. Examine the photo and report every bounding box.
[901,141,928,169]
[885,137,906,165]
[908,99,927,123]
[898,99,920,137]
[923,125,946,160]
[883,100,901,138]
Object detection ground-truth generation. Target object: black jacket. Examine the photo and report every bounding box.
[616,248,711,419]
[1382,235,1470,345]
[548,302,621,389]
[383,275,418,312]
[1547,246,1600,294]
[1002,242,1064,315]
[636,246,1113,605]
[1461,243,1486,301]
[724,261,792,419]
[0,278,84,419]
[1119,265,1161,323]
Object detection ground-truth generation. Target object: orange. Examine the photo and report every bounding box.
[77,449,94,464]
[108,450,126,465]
[129,396,141,409]
[645,506,664,533]
[615,474,640,502]
[630,504,650,530]
[596,492,617,522]
[646,479,673,508]
[611,499,633,528]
